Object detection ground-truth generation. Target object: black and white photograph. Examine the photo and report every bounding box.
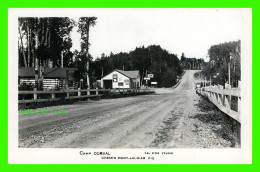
[9,8,252,164]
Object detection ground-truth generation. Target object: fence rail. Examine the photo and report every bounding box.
[196,82,241,123]
[19,88,155,104]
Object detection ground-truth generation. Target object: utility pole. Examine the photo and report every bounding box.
[61,51,63,68]
[146,70,148,86]
[228,52,233,86]
[228,61,230,85]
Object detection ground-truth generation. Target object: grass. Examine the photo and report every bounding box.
[193,96,241,147]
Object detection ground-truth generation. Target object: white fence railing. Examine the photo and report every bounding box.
[196,82,241,123]
[19,88,155,104]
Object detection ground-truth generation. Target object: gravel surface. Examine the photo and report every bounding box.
[18,70,239,148]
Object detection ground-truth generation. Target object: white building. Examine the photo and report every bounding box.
[101,69,140,89]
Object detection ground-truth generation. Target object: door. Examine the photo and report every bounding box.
[103,80,113,89]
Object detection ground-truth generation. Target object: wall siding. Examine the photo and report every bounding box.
[101,71,133,89]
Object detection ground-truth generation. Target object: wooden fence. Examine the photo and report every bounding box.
[19,88,155,104]
[196,82,241,123]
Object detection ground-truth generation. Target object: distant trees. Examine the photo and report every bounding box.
[182,57,204,70]
[90,45,183,87]
[202,40,241,87]
[18,17,199,89]
[180,52,204,70]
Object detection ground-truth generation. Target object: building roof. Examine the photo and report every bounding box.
[19,67,77,78]
[115,69,139,79]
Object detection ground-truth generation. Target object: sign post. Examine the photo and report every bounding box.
[144,77,150,86]
[144,73,154,87]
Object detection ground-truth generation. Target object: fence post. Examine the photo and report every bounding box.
[224,82,231,109]
[215,93,218,104]
[33,88,37,100]
[216,93,220,105]
[66,89,70,98]
[212,92,216,103]
[224,95,231,109]
[238,96,241,113]
[219,85,224,106]
[96,88,98,95]
[78,88,81,97]
[238,81,241,113]
[209,91,213,102]
[51,91,55,99]
[87,89,90,96]
[217,94,222,105]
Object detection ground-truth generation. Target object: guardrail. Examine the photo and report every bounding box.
[19,88,155,104]
[196,82,241,123]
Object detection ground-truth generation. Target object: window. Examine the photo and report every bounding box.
[113,74,118,78]
[118,82,123,86]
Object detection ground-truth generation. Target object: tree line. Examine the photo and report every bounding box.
[180,53,204,70]
[80,45,183,88]
[19,17,206,89]
[201,40,241,87]
[18,17,97,90]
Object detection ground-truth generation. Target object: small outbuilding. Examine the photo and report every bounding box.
[101,69,140,89]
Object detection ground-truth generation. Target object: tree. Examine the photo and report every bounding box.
[202,40,241,87]
[77,17,97,89]
[18,20,28,67]
[18,17,75,90]
[181,53,186,62]
[18,17,75,68]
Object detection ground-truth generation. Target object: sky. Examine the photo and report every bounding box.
[69,8,251,61]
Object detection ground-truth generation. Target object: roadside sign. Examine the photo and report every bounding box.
[147,74,154,78]
[144,77,150,80]
[151,82,157,85]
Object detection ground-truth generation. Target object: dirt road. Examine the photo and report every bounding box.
[19,70,236,148]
